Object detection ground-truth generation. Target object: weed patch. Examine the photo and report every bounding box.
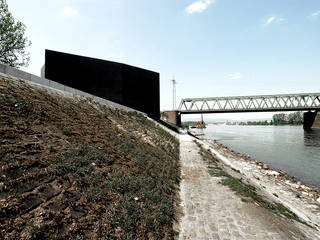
[194,140,302,223]
[0,74,180,239]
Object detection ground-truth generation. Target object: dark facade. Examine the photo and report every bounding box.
[303,111,319,130]
[44,50,160,120]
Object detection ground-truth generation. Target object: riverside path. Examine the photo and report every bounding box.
[178,133,320,240]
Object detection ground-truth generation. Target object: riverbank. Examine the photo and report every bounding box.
[178,133,320,239]
[0,73,180,239]
[190,124,320,192]
[187,130,320,229]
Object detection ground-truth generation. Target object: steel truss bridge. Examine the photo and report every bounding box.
[178,93,320,114]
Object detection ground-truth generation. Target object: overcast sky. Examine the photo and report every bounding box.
[7,0,320,120]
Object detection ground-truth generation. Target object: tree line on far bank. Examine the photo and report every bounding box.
[181,112,303,128]
[272,112,303,125]
[239,112,303,126]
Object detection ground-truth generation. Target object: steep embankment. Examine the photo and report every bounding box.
[0,73,180,239]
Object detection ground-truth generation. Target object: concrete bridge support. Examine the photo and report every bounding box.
[162,111,181,127]
[312,112,320,129]
[303,111,319,129]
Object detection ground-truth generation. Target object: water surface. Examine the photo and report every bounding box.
[196,125,320,191]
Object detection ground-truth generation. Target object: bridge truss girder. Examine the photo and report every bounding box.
[178,93,320,114]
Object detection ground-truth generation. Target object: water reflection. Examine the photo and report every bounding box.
[304,129,320,147]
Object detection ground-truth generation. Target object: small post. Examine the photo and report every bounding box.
[171,78,177,110]
[199,113,205,129]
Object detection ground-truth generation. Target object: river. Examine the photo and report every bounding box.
[194,125,320,191]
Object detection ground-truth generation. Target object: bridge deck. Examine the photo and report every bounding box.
[178,93,320,113]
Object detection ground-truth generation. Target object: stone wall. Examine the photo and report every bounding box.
[312,112,320,129]
[0,63,144,115]
[162,111,181,126]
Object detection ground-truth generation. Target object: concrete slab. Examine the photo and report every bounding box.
[5,66,31,81]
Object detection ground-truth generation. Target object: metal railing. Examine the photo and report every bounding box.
[178,93,320,113]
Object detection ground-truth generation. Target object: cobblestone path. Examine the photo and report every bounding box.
[178,134,320,240]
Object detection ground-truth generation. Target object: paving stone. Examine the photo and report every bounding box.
[187,216,196,221]
[198,227,206,235]
[210,233,220,239]
[231,230,242,238]
[209,223,218,232]
[228,223,237,229]
[178,134,320,240]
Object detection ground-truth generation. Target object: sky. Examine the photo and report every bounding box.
[7,0,320,121]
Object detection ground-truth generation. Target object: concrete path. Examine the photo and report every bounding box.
[178,133,319,240]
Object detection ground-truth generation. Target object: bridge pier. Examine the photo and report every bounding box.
[162,111,181,127]
[303,111,319,130]
[311,112,320,129]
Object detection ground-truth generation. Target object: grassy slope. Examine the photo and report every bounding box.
[0,73,180,239]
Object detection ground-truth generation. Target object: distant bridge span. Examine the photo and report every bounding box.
[163,93,320,128]
[178,93,320,114]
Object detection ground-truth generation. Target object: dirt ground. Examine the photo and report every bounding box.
[0,73,180,239]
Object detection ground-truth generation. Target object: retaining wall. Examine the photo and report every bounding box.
[0,63,145,115]
[162,111,181,126]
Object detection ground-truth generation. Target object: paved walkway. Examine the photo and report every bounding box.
[178,134,319,240]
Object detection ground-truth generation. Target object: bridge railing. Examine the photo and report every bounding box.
[178,93,320,113]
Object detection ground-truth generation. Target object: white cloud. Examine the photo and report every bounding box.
[311,10,320,18]
[266,16,276,25]
[185,0,213,15]
[227,73,243,80]
[264,16,285,25]
[62,7,78,18]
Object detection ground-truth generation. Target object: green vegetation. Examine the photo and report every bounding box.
[272,112,303,125]
[0,0,31,67]
[181,121,199,129]
[239,120,271,126]
[239,112,303,126]
[182,112,302,127]
[0,74,180,239]
[53,144,110,197]
[29,225,41,234]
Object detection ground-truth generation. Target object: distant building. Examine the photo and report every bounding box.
[42,49,160,120]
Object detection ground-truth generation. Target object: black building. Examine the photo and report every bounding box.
[43,50,160,120]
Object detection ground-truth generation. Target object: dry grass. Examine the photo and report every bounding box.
[0,74,180,239]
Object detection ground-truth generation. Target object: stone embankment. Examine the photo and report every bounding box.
[178,133,320,240]
[0,72,180,239]
[313,112,320,129]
